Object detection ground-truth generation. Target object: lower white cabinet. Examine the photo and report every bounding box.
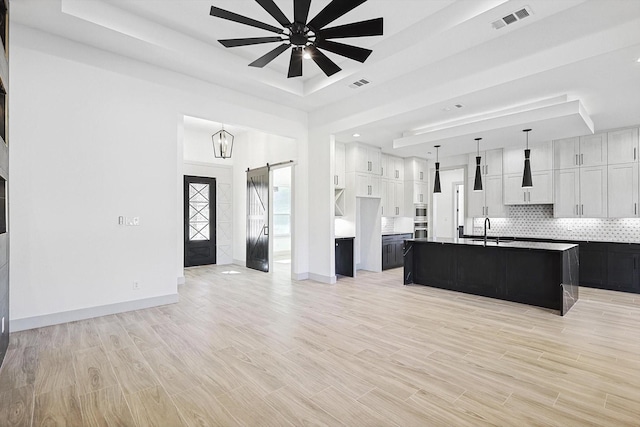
[607,162,639,217]
[554,166,607,217]
[504,171,553,205]
[356,173,380,198]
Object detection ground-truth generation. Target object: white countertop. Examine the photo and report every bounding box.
[408,237,577,252]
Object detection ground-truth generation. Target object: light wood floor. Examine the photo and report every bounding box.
[1,265,640,426]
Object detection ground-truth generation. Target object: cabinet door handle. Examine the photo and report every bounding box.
[334,175,338,185]
[634,147,637,161]
[420,171,423,180]
[524,192,526,203]
[576,204,579,215]
[395,170,399,179]
[581,204,584,215]
[575,154,579,166]
[581,153,584,165]
[635,203,637,215]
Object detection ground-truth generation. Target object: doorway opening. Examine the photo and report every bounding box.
[272,166,292,268]
[432,168,465,239]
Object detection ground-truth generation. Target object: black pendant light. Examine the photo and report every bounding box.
[522,129,533,188]
[433,145,441,194]
[473,138,483,192]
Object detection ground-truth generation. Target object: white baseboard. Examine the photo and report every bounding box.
[292,272,309,281]
[177,276,185,285]
[11,293,180,332]
[233,259,246,267]
[308,273,336,284]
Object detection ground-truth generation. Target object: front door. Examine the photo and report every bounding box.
[246,166,269,272]
[184,176,216,267]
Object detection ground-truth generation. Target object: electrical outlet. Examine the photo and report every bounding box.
[132,281,140,291]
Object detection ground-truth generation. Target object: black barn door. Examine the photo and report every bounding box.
[247,167,269,272]
[184,176,216,267]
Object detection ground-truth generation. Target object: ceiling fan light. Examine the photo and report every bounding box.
[303,47,312,59]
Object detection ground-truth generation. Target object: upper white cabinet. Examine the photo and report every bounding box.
[381,154,404,181]
[405,157,428,182]
[504,171,553,205]
[347,143,381,175]
[608,162,639,218]
[554,166,607,218]
[468,149,503,177]
[607,128,639,165]
[554,134,607,168]
[356,173,381,198]
[503,141,553,205]
[334,142,346,188]
[503,141,553,174]
[466,175,506,217]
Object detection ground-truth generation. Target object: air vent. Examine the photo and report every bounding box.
[349,78,371,89]
[491,5,533,30]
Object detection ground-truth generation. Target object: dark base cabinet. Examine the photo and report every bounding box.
[579,242,640,294]
[335,237,354,277]
[382,234,412,270]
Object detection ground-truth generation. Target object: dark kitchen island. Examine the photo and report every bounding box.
[403,237,579,315]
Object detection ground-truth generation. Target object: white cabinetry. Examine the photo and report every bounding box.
[503,141,553,205]
[553,135,608,218]
[349,144,381,174]
[554,166,607,218]
[608,162,639,217]
[381,154,404,180]
[334,142,346,188]
[466,149,505,217]
[382,180,405,217]
[607,128,639,165]
[412,181,428,205]
[356,173,380,198]
[405,157,427,182]
[554,134,607,168]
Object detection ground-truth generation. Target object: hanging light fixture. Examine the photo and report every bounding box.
[212,125,234,159]
[433,145,442,194]
[473,138,483,192]
[522,129,533,188]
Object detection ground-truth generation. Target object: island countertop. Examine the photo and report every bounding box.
[407,237,577,252]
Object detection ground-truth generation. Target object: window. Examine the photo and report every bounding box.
[188,182,210,241]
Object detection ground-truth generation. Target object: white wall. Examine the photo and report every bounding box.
[9,25,309,327]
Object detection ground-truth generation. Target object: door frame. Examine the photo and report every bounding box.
[184,175,216,267]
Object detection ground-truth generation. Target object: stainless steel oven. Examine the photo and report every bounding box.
[415,205,427,220]
[414,221,428,239]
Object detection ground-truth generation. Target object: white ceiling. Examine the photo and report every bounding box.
[12,0,640,159]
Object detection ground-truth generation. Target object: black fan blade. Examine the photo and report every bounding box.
[210,6,284,34]
[294,0,311,24]
[287,48,303,78]
[308,0,368,30]
[307,46,341,77]
[249,43,290,67]
[219,37,283,48]
[255,0,291,27]
[316,39,372,63]
[320,18,383,39]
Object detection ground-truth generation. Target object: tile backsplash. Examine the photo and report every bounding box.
[472,204,640,243]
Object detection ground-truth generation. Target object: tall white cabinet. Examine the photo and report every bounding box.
[553,133,608,218]
[503,140,554,205]
[607,128,639,217]
[467,149,505,217]
[381,154,405,217]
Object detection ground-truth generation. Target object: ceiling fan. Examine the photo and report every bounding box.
[210,0,383,78]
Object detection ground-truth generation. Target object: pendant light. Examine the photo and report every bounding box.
[433,145,442,194]
[522,129,533,188]
[473,138,483,192]
[212,124,234,159]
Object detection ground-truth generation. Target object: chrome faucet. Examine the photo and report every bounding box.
[483,217,491,246]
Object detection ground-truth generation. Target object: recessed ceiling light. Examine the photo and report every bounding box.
[353,133,361,137]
